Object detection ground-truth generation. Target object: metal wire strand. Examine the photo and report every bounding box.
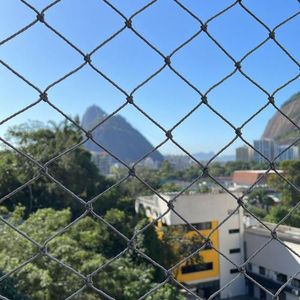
[0,0,299,299]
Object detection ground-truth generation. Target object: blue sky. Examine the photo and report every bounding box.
[0,0,299,155]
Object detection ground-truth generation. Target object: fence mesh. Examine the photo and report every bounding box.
[0,0,300,299]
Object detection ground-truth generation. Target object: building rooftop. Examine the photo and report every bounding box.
[246,220,300,245]
[234,169,284,174]
[232,170,284,187]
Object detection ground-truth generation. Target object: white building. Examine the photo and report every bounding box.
[136,193,245,299]
[245,220,300,300]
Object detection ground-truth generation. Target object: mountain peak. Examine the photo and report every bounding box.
[82,105,106,128]
[81,105,164,163]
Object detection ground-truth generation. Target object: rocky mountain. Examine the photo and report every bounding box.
[262,92,300,144]
[81,105,164,163]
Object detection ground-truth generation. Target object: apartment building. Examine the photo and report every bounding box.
[135,193,245,299]
[274,144,299,162]
[253,139,275,163]
[252,139,298,163]
[236,146,254,162]
[245,221,300,300]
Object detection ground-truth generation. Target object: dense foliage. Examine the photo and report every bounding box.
[244,160,300,228]
[0,121,192,299]
[0,120,115,217]
[0,207,184,300]
[0,120,290,299]
[264,160,300,227]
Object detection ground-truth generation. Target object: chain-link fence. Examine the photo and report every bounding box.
[0,0,300,299]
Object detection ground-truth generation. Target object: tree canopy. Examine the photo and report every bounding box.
[0,207,184,300]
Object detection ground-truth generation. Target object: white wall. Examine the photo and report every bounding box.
[245,230,300,279]
[136,193,246,298]
[219,209,245,298]
[245,230,300,300]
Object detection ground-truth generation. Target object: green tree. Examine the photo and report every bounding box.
[209,162,225,177]
[159,182,181,193]
[246,205,267,219]
[0,270,29,300]
[146,284,185,300]
[265,205,300,227]
[181,165,201,182]
[0,121,114,217]
[264,160,300,227]
[158,161,173,181]
[268,160,300,207]
[0,207,182,300]
[160,225,204,277]
[247,188,274,212]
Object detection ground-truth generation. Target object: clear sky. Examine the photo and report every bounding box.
[0,0,299,155]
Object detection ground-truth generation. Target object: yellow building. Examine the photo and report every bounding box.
[176,220,220,284]
[136,193,245,299]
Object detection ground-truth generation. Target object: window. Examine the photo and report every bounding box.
[181,262,213,274]
[229,228,240,234]
[292,278,300,288]
[229,248,241,254]
[277,273,287,283]
[259,266,266,276]
[192,222,212,230]
[230,269,239,274]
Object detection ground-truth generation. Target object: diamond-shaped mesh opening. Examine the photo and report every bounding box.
[1,1,300,299]
[47,67,126,116]
[0,24,82,88]
[172,104,236,157]
[0,0,34,42]
[45,0,124,52]
[242,41,299,91]
[172,33,234,92]
[132,69,200,129]
[131,0,200,54]
[275,18,300,61]
[207,73,270,127]
[91,30,164,91]
[207,4,267,58]
[0,64,39,126]
[241,0,299,28]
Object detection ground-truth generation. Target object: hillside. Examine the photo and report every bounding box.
[82,105,164,163]
[262,92,300,144]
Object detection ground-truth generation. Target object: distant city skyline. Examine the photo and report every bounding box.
[0,0,299,155]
